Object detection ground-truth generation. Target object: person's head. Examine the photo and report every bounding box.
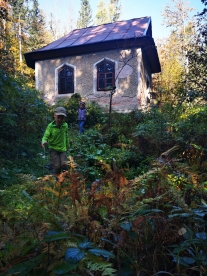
[79,102,85,109]
[54,106,67,126]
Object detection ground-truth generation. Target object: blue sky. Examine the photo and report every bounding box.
[38,0,205,38]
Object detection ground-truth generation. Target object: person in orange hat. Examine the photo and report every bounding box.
[42,107,69,174]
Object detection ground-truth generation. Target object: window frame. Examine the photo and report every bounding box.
[96,60,115,91]
[58,65,74,94]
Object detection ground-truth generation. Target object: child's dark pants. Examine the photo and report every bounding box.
[49,149,68,174]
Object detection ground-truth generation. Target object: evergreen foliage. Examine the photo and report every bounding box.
[108,0,121,22]
[95,0,108,25]
[153,36,185,103]
[186,3,207,101]
[0,66,47,185]
[26,0,48,51]
[154,0,195,103]
[10,0,31,73]
[77,0,93,28]
[0,0,52,83]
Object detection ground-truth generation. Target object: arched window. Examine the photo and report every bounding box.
[58,65,74,94]
[97,59,115,91]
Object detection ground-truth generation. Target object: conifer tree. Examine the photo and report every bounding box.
[95,0,108,25]
[153,36,185,103]
[9,0,29,73]
[26,0,49,51]
[186,0,207,100]
[108,0,121,22]
[45,0,74,39]
[64,0,76,34]
[157,0,196,101]
[162,0,195,66]
[0,0,13,72]
[77,0,93,28]
[48,12,61,40]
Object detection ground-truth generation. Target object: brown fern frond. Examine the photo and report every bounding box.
[68,172,86,203]
[57,171,70,184]
[160,145,180,159]
[58,205,78,230]
[74,200,89,222]
[112,143,129,149]
[43,187,59,197]
[41,175,57,184]
[95,159,112,173]
[67,155,78,172]
[102,169,129,189]
[132,168,161,186]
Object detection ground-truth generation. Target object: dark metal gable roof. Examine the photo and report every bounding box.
[24,16,161,73]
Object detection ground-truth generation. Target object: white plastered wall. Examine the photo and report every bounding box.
[34,47,151,111]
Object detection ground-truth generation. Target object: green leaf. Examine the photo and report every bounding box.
[78,241,94,249]
[120,222,132,232]
[3,117,17,126]
[65,248,85,262]
[88,248,115,258]
[44,231,71,242]
[45,230,61,236]
[21,243,37,257]
[101,238,137,269]
[53,263,78,275]
[181,256,195,265]
[201,199,207,207]
[156,272,174,275]
[6,253,46,276]
[150,209,164,213]
[196,232,207,240]
[173,256,194,267]
[168,213,191,218]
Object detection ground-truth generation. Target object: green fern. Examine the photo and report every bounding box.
[16,174,35,185]
[65,241,78,248]
[86,259,116,275]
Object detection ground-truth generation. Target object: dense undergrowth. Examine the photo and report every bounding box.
[1,69,207,275]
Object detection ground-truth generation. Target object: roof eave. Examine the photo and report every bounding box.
[24,35,161,73]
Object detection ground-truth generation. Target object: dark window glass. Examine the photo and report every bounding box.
[97,60,115,91]
[58,66,74,94]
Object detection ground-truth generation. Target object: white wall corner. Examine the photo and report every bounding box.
[35,62,39,91]
[137,49,142,102]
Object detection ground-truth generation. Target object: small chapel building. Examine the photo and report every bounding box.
[24,16,161,112]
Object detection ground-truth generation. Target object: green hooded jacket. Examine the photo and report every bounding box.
[42,121,69,152]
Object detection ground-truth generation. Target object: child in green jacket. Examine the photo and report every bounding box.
[42,107,69,174]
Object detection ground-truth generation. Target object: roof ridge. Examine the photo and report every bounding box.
[72,16,151,32]
[26,16,153,53]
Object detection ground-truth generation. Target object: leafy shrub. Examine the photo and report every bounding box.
[56,95,108,130]
[0,67,47,187]
[133,108,175,155]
